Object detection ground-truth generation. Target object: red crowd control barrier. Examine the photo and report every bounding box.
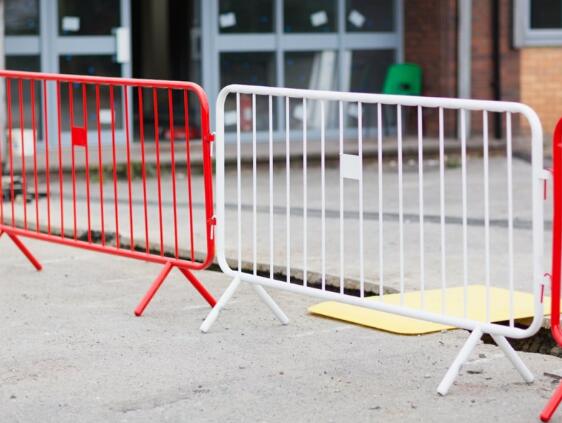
[541,118,562,422]
[0,70,216,315]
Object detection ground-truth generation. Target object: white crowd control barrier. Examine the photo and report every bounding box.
[202,84,546,395]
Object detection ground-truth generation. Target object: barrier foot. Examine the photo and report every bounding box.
[134,262,174,316]
[0,230,42,271]
[491,334,534,383]
[252,284,289,325]
[541,380,562,422]
[200,276,241,333]
[437,328,482,396]
[178,267,217,307]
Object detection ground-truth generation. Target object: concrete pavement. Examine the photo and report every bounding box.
[0,237,561,422]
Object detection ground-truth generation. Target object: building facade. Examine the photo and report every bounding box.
[3,0,562,142]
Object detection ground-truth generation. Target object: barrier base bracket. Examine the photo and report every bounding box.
[134,263,217,316]
[0,230,43,271]
[200,277,289,333]
[437,329,534,396]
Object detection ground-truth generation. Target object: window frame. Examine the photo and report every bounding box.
[514,0,562,47]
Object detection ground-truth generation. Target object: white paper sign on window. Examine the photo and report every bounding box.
[219,12,237,28]
[224,110,238,126]
[62,16,80,32]
[310,11,328,27]
[293,104,304,120]
[99,109,112,125]
[347,103,359,118]
[348,10,365,28]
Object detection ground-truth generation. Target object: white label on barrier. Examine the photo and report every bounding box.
[62,16,80,32]
[340,154,362,181]
[348,10,365,28]
[219,12,236,28]
[310,11,328,27]
[99,109,112,124]
[224,110,238,126]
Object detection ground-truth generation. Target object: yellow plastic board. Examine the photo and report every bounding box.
[308,285,550,335]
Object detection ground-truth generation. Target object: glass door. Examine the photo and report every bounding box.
[49,0,131,145]
[203,0,403,142]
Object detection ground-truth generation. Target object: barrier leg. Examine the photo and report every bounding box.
[200,276,241,333]
[437,328,482,396]
[0,230,42,271]
[252,284,289,325]
[177,267,217,307]
[491,334,534,383]
[134,262,174,316]
[541,381,562,422]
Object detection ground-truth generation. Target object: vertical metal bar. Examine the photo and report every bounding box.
[18,79,28,229]
[82,84,92,242]
[506,112,515,327]
[56,81,64,237]
[183,89,195,261]
[397,105,404,304]
[439,107,446,314]
[138,87,149,253]
[110,85,120,249]
[285,96,291,283]
[168,88,179,258]
[69,82,77,239]
[358,101,364,298]
[152,88,163,255]
[269,95,274,279]
[377,103,384,298]
[236,93,242,272]
[0,81,3,224]
[339,100,344,294]
[252,93,257,275]
[43,80,51,235]
[321,100,326,291]
[30,80,39,232]
[5,79,13,226]
[417,105,425,308]
[483,110,491,322]
[95,85,106,246]
[303,97,308,287]
[461,109,469,317]
[124,85,134,250]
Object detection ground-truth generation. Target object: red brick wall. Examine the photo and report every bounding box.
[470,0,520,135]
[404,0,520,137]
[404,0,457,136]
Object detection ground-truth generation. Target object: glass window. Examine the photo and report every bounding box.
[219,0,274,33]
[220,52,276,130]
[285,51,338,128]
[5,56,42,141]
[5,0,39,35]
[58,0,121,36]
[220,52,276,87]
[530,0,562,29]
[284,0,336,33]
[346,0,394,32]
[346,49,394,93]
[345,50,394,129]
[59,55,123,130]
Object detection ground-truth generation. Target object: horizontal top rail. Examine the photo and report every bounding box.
[220,84,540,117]
[0,70,208,94]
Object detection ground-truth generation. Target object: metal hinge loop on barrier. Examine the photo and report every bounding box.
[541,168,553,200]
